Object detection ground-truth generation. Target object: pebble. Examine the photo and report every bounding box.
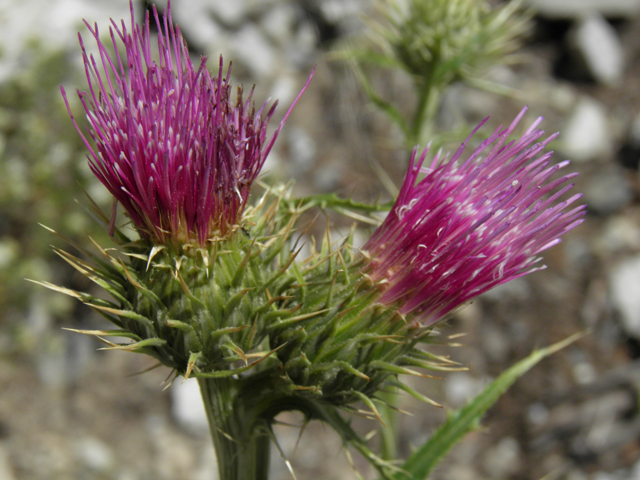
[261,4,296,46]
[583,166,633,215]
[286,126,317,176]
[629,111,640,147]
[229,26,277,78]
[526,0,640,19]
[561,97,611,162]
[481,277,531,302]
[168,1,224,54]
[0,444,15,480]
[609,255,640,339]
[0,0,128,80]
[74,436,114,473]
[482,437,521,480]
[207,0,248,27]
[598,215,640,252]
[170,379,209,434]
[481,323,510,363]
[445,372,486,407]
[571,14,624,85]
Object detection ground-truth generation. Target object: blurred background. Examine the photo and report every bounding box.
[1,0,640,478]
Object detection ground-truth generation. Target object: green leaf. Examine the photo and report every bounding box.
[387,332,585,480]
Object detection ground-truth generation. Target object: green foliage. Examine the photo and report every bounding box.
[383,333,584,480]
[42,186,448,413]
[0,42,110,342]
[349,0,530,148]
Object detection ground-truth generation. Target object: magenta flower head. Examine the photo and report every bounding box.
[62,2,308,246]
[364,108,586,326]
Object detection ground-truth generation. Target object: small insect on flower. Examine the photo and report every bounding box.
[364,107,586,325]
[61,1,309,246]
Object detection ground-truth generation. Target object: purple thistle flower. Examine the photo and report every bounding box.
[62,2,310,245]
[364,108,586,326]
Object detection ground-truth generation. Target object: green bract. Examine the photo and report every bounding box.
[381,0,529,82]
[40,186,447,412]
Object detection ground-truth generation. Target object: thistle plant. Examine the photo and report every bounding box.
[38,2,585,480]
[356,0,530,148]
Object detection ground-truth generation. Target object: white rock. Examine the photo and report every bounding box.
[572,14,624,85]
[561,98,611,162]
[445,373,485,407]
[319,0,365,23]
[482,437,521,480]
[583,167,632,215]
[169,0,224,54]
[0,444,16,480]
[0,238,17,270]
[481,277,531,301]
[260,4,296,46]
[0,0,130,81]
[631,457,640,479]
[74,437,114,473]
[287,21,318,68]
[610,255,640,339]
[208,0,248,27]
[171,378,209,433]
[229,26,276,78]
[287,126,317,175]
[526,0,640,19]
[599,216,640,252]
[527,402,550,426]
[572,361,597,384]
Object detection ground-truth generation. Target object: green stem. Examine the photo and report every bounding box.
[409,74,441,149]
[378,389,399,461]
[198,377,271,480]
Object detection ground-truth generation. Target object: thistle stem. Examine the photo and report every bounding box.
[198,377,271,480]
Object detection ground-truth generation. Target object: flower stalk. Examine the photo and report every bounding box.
[198,377,272,480]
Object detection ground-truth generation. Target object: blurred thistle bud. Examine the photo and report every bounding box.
[61,3,305,247]
[376,0,530,84]
[363,108,586,325]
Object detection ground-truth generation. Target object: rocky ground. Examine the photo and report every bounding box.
[1,0,640,479]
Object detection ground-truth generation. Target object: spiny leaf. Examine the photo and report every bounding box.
[369,361,440,379]
[388,380,442,408]
[98,337,167,352]
[387,333,586,480]
[193,342,286,379]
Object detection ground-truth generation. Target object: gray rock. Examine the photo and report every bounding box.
[229,26,277,78]
[599,216,640,253]
[287,126,317,176]
[168,1,224,54]
[207,0,248,27]
[445,373,486,407]
[561,98,611,162]
[0,444,16,480]
[481,277,531,302]
[610,255,640,339]
[571,14,624,85]
[629,111,640,147]
[287,21,318,68]
[583,167,632,215]
[526,0,640,19]
[260,4,296,46]
[74,437,114,473]
[482,437,521,480]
